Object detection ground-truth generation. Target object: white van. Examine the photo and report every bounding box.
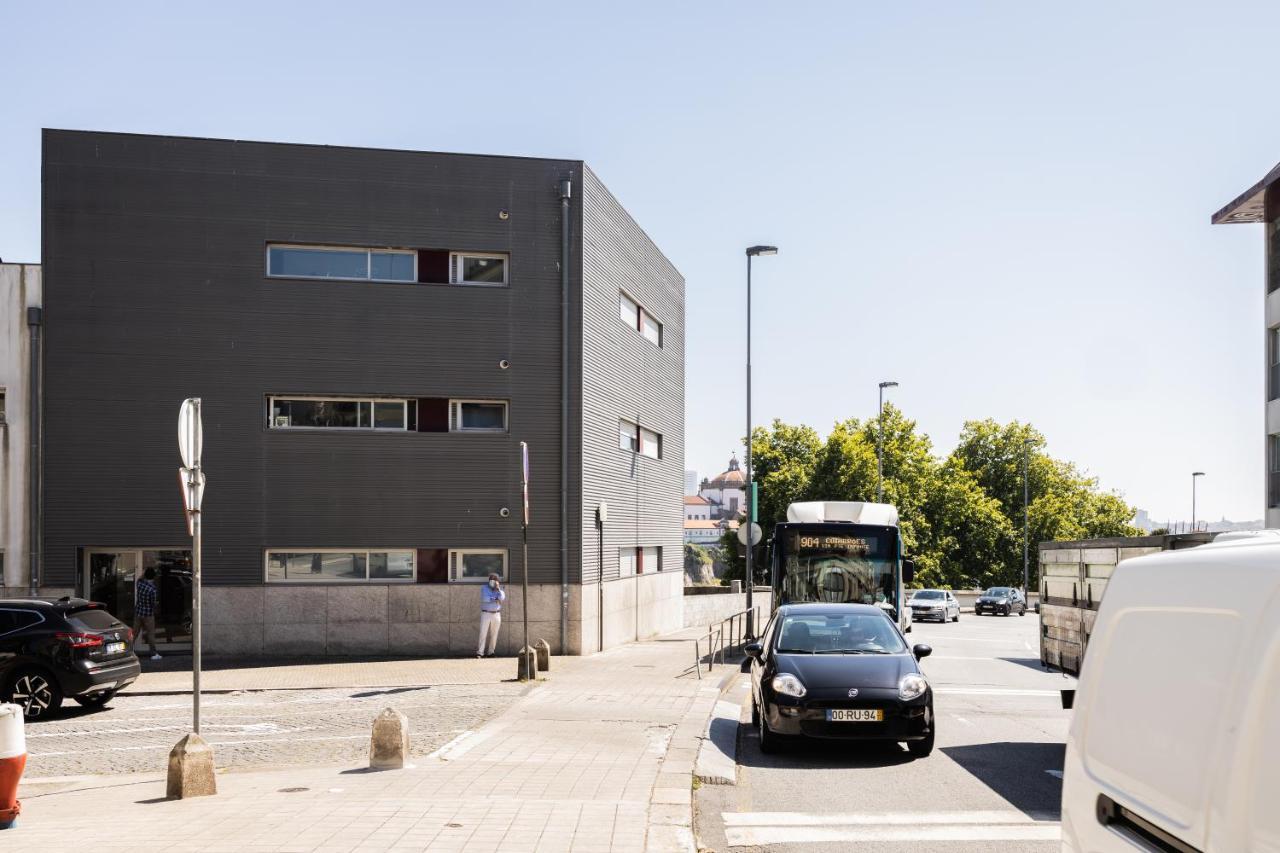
[1060,530,1280,851]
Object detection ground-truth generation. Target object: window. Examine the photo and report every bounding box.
[266,550,415,583]
[1270,435,1280,508]
[1270,328,1280,401]
[619,546,662,576]
[269,397,413,430]
[450,252,508,286]
[640,427,661,459]
[450,549,508,582]
[450,400,508,432]
[618,292,663,347]
[0,389,6,423]
[619,419,639,452]
[267,245,416,283]
[619,548,637,577]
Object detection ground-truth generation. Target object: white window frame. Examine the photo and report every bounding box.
[618,548,637,577]
[619,419,639,452]
[449,400,509,433]
[449,548,509,582]
[450,251,509,286]
[619,290,662,348]
[268,396,413,431]
[263,549,417,584]
[266,244,417,283]
[640,545,662,574]
[640,309,662,346]
[639,427,662,459]
[619,292,640,328]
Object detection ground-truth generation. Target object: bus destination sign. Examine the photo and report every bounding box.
[797,535,869,553]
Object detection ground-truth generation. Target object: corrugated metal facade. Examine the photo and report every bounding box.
[40,130,614,588]
[579,167,685,582]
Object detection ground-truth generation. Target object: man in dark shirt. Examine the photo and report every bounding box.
[132,568,161,660]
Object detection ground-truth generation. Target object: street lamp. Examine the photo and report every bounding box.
[1023,438,1033,595]
[877,381,898,503]
[1192,472,1205,532]
[744,245,777,639]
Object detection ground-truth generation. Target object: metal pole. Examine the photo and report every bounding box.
[190,401,202,736]
[26,305,42,596]
[745,253,754,639]
[1023,440,1030,595]
[597,517,604,653]
[877,384,884,503]
[1192,475,1197,532]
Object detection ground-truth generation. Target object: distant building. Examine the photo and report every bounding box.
[684,470,698,495]
[0,263,41,596]
[683,495,711,521]
[682,517,739,546]
[698,455,746,521]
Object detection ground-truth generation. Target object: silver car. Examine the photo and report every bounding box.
[908,589,960,623]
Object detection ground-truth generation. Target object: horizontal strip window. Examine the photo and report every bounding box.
[450,400,508,433]
[450,252,508,286]
[267,245,416,283]
[266,550,416,583]
[450,549,508,582]
[619,291,662,347]
[619,419,661,459]
[269,397,415,431]
[619,546,662,576]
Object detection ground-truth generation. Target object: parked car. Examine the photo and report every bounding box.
[908,589,960,623]
[0,597,140,719]
[1061,530,1280,852]
[974,586,1026,616]
[745,603,934,756]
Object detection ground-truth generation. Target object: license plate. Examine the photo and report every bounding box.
[106,641,126,655]
[827,708,883,722]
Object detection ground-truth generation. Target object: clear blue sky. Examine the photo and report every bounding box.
[2,2,1276,523]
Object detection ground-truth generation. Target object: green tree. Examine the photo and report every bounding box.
[748,420,822,540]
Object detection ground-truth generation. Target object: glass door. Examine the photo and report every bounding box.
[83,549,192,651]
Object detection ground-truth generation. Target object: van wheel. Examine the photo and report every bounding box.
[6,667,63,719]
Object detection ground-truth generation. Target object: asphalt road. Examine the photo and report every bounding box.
[19,681,528,780]
[696,610,1071,852]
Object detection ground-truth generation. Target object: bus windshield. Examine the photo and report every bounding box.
[778,528,897,607]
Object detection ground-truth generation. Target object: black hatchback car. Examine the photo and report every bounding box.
[0,598,140,719]
[974,587,1027,616]
[746,603,934,756]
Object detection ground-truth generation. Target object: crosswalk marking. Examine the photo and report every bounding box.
[723,810,1060,847]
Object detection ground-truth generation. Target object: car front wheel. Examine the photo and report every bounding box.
[7,667,63,719]
[758,706,780,754]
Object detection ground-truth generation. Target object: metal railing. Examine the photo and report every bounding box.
[685,605,764,679]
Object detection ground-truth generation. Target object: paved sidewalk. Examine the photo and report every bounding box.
[11,628,733,852]
[124,656,546,694]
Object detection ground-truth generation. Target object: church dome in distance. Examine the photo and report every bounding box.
[708,455,746,489]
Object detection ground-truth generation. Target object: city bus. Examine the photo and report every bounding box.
[767,501,916,634]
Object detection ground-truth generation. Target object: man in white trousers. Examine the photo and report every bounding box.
[477,573,506,658]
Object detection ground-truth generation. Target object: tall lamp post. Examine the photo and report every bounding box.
[877,381,898,503]
[1023,438,1033,595]
[744,245,777,638]
[1192,471,1205,532]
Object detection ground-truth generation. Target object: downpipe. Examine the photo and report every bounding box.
[559,175,572,654]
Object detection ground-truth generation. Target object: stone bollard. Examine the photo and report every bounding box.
[516,646,538,681]
[166,732,217,799]
[731,580,742,594]
[535,639,551,672]
[369,708,409,770]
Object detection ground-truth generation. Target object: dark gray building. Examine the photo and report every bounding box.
[38,129,684,656]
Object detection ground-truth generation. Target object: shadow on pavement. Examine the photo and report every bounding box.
[996,656,1054,673]
[737,723,916,770]
[941,741,1064,819]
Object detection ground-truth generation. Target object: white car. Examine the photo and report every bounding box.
[908,589,959,623]
[1060,530,1280,851]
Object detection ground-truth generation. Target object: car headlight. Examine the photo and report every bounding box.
[898,673,928,701]
[771,673,807,698]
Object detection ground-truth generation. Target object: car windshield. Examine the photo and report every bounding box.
[913,591,943,600]
[774,612,906,655]
[985,587,1011,596]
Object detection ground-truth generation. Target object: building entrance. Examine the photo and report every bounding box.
[83,549,193,650]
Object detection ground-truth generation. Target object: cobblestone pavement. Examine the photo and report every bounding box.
[22,682,530,779]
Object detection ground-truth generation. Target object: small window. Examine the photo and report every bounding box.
[450,252,508,286]
[267,245,416,283]
[266,550,416,583]
[619,419,639,452]
[269,397,412,431]
[451,400,508,433]
[619,548,637,577]
[620,293,639,327]
[640,427,662,459]
[0,390,6,423]
[639,546,661,573]
[450,549,508,582]
[641,310,662,346]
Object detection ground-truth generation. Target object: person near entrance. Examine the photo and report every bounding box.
[477,573,505,658]
[132,568,161,660]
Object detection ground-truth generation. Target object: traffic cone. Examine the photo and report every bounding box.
[0,704,26,829]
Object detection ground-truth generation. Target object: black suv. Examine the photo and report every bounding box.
[0,598,141,719]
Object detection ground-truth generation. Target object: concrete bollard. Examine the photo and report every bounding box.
[517,646,538,681]
[369,708,409,770]
[0,704,27,828]
[535,639,551,672]
[166,732,217,799]
[731,580,742,594]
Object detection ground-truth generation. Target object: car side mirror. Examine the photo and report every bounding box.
[902,558,916,585]
[912,644,932,661]
[744,642,764,659]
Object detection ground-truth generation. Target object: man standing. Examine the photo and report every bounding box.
[477,573,505,658]
[132,568,161,660]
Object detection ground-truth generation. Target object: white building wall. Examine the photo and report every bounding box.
[1,264,41,594]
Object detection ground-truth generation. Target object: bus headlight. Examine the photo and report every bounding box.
[771,673,807,698]
[898,673,928,701]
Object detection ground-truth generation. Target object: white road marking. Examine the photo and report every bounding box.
[952,716,974,726]
[723,811,1060,846]
[934,687,1061,697]
[1045,770,1064,779]
[428,729,477,760]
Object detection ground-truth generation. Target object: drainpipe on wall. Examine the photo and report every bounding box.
[559,175,572,653]
[27,304,42,597]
